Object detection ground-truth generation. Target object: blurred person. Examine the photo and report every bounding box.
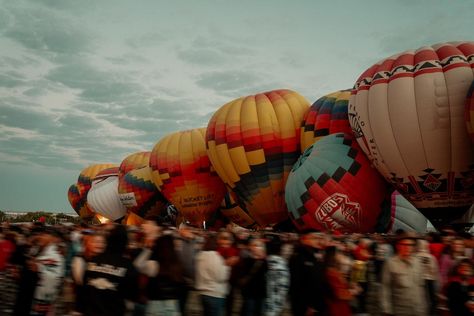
[216,230,239,316]
[135,229,185,316]
[352,237,372,314]
[195,234,230,316]
[236,237,268,316]
[381,232,427,316]
[439,237,468,289]
[71,230,106,315]
[288,231,326,316]
[323,246,361,316]
[82,225,139,316]
[263,234,289,316]
[416,238,440,315]
[445,258,474,316]
[0,229,18,315]
[176,224,199,315]
[13,227,65,316]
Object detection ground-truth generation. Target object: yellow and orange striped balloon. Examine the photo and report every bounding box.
[75,163,117,219]
[150,128,226,226]
[206,89,310,226]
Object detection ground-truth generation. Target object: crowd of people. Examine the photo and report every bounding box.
[0,219,473,316]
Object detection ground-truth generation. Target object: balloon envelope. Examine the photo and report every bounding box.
[206,89,310,226]
[301,90,352,152]
[465,81,474,143]
[87,167,127,221]
[349,41,474,224]
[150,128,226,226]
[285,133,387,233]
[76,163,117,219]
[118,166,169,219]
[119,151,151,179]
[389,191,435,233]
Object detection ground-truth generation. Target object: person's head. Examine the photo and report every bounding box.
[141,219,161,241]
[105,225,128,254]
[451,237,466,255]
[83,232,106,258]
[265,234,282,256]
[301,231,322,249]
[395,234,417,259]
[217,231,234,248]
[202,234,219,251]
[455,259,473,279]
[249,238,266,259]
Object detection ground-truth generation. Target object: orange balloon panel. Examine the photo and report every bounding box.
[150,128,226,226]
[206,89,310,226]
[119,151,151,179]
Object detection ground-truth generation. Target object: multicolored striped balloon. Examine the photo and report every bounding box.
[349,41,474,224]
[465,80,474,143]
[118,166,169,219]
[150,128,226,226]
[285,133,388,233]
[87,167,127,221]
[119,151,151,179]
[206,89,310,226]
[75,163,117,219]
[300,90,352,152]
[67,184,82,216]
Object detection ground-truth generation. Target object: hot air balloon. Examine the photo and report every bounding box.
[76,163,116,219]
[349,41,474,225]
[67,184,82,215]
[118,166,169,219]
[149,128,227,226]
[300,90,353,152]
[118,151,151,178]
[220,191,257,229]
[285,133,388,233]
[465,81,474,143]
[206,89,310,226]
[388,191,436,233]
[87,167,127,221]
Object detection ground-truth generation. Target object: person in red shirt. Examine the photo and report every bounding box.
[216,231,240,316]
[0,228,16,271]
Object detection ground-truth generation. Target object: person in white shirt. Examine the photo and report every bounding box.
[195,234,230,316]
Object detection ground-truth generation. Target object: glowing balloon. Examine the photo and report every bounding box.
[206,89,310,226]
[76,163,116,219]
[285,133,388,233]
[150,128,226,226]
[300,90,353,152]
[87,167,127,221]
[349,41,474,224]
[118,151,151,178]
[465,81,474,142]
[118,166,169,219]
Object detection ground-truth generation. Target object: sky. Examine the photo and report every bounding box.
[0,0,473,214]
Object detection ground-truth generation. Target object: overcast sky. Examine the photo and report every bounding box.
[0,0,473,213]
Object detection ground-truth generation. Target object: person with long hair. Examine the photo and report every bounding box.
[135,229,186,316]
[82,225,139,316]
[323,246,359,316]
[446,259,474,316]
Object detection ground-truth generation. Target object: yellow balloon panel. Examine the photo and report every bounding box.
[150,128,226,226]
[206,89,310,226]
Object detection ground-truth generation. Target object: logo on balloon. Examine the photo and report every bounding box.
[315,193,361,230]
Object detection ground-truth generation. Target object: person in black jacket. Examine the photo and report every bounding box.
[82,225,139,316]
[289,231,326,316]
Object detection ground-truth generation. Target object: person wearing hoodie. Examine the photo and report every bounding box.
[263,234,289,316]
[416,238,440,315]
